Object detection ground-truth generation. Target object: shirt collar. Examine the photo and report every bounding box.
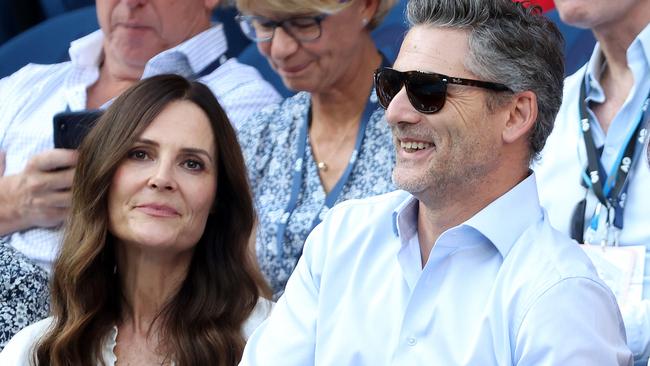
[143,23,228,79]
[638,23,650,69]
[392,194,419,247]
[585,23,650,102]
[462,172,542,257]
[68,29,104,68]
[585,43,606,103]
[391,172,543,258]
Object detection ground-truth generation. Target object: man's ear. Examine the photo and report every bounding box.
[502,90,538,145]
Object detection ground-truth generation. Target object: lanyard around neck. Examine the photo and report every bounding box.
[273,57,389,256]
[274,91,379,255]
[192,53,229,80]
[578,75,650,231]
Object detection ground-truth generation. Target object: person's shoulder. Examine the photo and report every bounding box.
[205,58,280,98]
[512,215,603,287]
[242,298,274,340]
[0,317,54,365]
[237,92,307,136]
[0,62,71,105]
[216,58,268,84]
[502,219,617,329]
[303,191,409,272]
[323,190,410,226]
[334,189,408,207]
[561,63,588,100]
[3,62,70,87]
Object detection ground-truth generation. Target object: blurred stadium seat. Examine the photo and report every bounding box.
[0,6,97,79]
[0,0,45,45]
[39,0,93,18]
[545,8,596,76]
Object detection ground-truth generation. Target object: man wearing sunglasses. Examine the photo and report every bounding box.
[239,0,631,364]
[534,1,650,364]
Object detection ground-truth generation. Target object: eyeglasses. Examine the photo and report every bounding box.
[373,67,512,114]
[235,14,328,43]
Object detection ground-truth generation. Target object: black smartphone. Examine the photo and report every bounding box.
[52,109,103,149]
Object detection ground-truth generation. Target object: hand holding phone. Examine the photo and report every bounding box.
[0,149,78,233]
[52,110,103,149]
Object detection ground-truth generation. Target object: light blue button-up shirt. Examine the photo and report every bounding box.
[535,23,650,364]
[240,174,632,365]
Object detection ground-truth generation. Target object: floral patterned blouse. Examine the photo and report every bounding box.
[238,91,396,297]
[0,239,49,350]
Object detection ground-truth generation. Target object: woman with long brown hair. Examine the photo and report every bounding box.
[0,74,271,365]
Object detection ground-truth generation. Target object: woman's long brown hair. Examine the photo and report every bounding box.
[34,74,269,365]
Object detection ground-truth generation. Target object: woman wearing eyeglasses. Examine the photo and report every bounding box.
[235,0,398,298]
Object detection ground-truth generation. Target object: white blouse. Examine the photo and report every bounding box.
[0,298,272,365]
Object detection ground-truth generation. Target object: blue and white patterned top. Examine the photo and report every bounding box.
[238,91,395,297]
[0,238,48,350]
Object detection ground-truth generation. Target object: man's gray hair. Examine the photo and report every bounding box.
[407,0,564,160]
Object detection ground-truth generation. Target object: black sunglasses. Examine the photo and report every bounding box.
[374,67,512,114]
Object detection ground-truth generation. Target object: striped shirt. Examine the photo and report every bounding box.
[0,24,281,271]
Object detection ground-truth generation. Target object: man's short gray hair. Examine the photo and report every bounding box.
[407,0,564,160]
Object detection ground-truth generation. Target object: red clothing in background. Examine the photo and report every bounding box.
[515,0,555,12]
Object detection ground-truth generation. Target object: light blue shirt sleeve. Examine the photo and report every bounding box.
[515,278,632,365]
[239,223,323,366]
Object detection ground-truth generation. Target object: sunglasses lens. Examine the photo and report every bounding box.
[375,69,403,110]
[375,69,448,114]
[406,73,446,113]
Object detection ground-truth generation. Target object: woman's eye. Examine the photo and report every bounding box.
[289,18,317,29]
[128,149,149,160]
[182,159,205,171]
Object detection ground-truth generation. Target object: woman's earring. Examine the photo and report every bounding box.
[362,18,369,26]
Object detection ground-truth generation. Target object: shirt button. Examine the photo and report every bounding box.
[407,337,417,346]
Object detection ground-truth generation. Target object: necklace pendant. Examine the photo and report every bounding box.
[317,161,328,172]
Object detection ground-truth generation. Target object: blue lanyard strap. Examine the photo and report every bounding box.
[273,55,389,255]
[578,75,650,231]
[192,53,230,80]
[309,91,377,229]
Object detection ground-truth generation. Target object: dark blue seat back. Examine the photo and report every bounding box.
[39,0,94,18]
[545,9,596,76]
[0,6,98,78]
[213,6,251,58]
[0,0,45,45]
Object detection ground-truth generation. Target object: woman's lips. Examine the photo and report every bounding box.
[277,62,310,76]
[135,204,180,218]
